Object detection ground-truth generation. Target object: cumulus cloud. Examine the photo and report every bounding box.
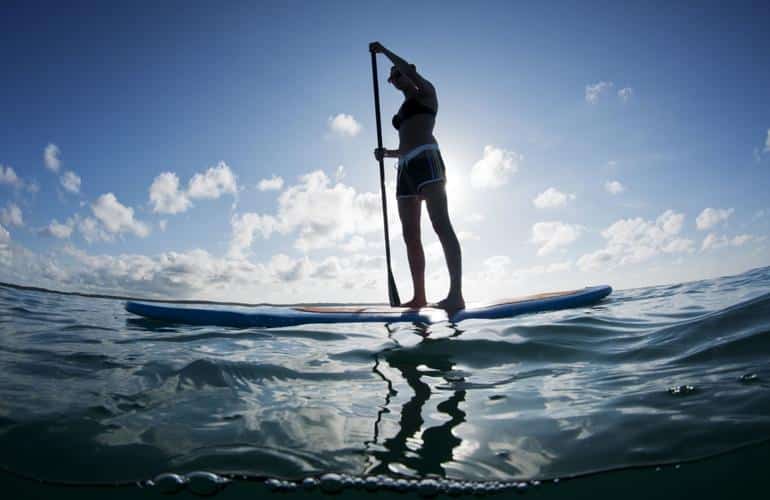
[328,113,362,137]
[0,224,9,245]
[60,170,81,193]
[0,165,21,188]
[618,87,633,102]
[187,161,238,199]
[257,175,284,191]
[533,187,575,208]
[578,210,694,271]
[1,203,23,227]
[477,255,571,282]
[149,172,192,214]
[40,219,74,239]
[91,193,150,238]
[695,207,734,231]
[764,129,770,154]
[44,143,61,172]
[585,81,614,104]
[701,233,754,251]
[531,221,582,256]
[230,170,382,255]
[604,180,625,195]
[149,162,237,214]
[76,216,112,243]
[470,145,521,189]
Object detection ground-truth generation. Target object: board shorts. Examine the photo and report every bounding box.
[396,144,446,199]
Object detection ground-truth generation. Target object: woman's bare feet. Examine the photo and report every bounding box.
[433,294,466,313]
[400,297,427,309]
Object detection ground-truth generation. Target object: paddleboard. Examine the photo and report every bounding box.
[125,285,611,328]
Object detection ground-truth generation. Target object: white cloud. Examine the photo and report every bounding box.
[41,219,74,239]
[187,161,238,199]
[618,87,633,102]
[764,129,770,153]
[531,221,582,256]
[44,143,61,172]
[230,170,383,255]
[0,165,21,188]
[91,193,150,238]
[604,180,625,195]
[257,175,284,191]
[695,207,734,230]
[158,219,167,232]
[335,165,346,181]
[470,145,521,189]
[533,187,575,208]
[0,224,9,245]
[328,113,362,137]
[149,172,192,214]
[465,212,485,223]
[578,210,693,271]
[1,203,23,227]
[701,233,754,251]
[585,81,614,104]
[76,216,112,243]
[60,170,81,193]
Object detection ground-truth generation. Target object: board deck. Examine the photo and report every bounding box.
[125,285,611,328]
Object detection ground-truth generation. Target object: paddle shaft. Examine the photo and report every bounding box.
[369,46,401,307]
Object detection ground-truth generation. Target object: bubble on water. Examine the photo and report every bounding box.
[668,384,696,395]
[364,476,380,491]
[740,373,758,383]
[186,471,229,496]
[417,478,439,497]
[264,478,283,492]
[302,477,318,490]
[320,473,344,494]
[153,473,186,494]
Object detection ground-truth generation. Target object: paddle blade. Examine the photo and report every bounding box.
[387,270,401,307]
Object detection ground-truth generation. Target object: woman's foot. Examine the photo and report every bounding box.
[433,295,465,313]
[400,297,427,309]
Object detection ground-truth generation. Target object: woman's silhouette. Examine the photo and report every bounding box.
[371,42,465,312]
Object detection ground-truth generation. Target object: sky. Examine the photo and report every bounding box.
[1,0,769,304]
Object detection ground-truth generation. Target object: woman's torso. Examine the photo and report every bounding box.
[396,95,439,154]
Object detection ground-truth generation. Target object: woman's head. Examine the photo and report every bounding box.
[388,64,417,90]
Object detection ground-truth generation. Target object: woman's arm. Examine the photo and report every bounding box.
[371,42,434,94]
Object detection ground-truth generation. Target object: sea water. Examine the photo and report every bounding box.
[1,266,769,498]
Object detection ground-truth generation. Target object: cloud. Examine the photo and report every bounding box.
[470,145,521,189]
[91,193,150,238]
[257,175,284,191]
[1,203,23,227]
[578,209,694,271]
[618,87,633,102]
[764,129,770,153]
[328,113,362,137]
[0,165,21,188]
[230,170,382,255]
[76,216,112,243]
[701,233,754,251]
[533,187,575,208]
[531,221,582,256]
[604,180,625,195]
[44,143,61,172]
[40,219,74,239]
[695,207,734,231]
[585,81,614,104]
[477,255,571,282]
[60,170,81,193]
[158,219,167,231]
[149,172,192,214]
[187,161,238,199]
[0,224,9,245]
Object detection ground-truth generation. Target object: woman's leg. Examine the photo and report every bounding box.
[398,197,427,308]
[422,182,465,311]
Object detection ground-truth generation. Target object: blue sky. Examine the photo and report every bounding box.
[1,0,769,302]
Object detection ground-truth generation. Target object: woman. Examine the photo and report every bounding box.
[371,42,465,312]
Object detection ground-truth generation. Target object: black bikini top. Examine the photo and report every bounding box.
[392,97,436,130]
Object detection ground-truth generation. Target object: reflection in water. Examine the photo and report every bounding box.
[365,324,467,477]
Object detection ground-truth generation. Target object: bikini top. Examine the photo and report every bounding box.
[392,97,436,130]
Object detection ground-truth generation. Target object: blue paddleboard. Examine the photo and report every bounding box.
[125,285,611,328]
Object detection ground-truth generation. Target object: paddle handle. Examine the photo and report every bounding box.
[370,45,401,307]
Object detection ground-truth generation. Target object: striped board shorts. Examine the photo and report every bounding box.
[396,143,446,198]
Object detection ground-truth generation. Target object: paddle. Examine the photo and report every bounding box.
[369,43,401,307]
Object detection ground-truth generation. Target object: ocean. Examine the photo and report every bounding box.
[1,266,769,498]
